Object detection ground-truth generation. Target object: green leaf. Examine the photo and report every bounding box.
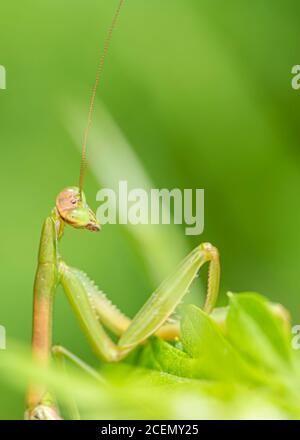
[226,293,292,371]
[148,338,196,378]
[180,305,268,384]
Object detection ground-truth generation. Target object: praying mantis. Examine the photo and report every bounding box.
[24,1,220,419]
[25,187,220,419]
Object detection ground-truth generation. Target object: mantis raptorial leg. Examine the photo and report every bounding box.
[59,241,219,361]
[25,187,220,419]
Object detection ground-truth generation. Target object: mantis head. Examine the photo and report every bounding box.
[56,187,100,232]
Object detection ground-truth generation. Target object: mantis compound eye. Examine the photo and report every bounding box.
[56,187,100,232]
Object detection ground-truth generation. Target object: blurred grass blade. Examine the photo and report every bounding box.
[65,100,190,285]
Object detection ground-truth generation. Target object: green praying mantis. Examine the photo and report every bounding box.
[25,1,221,419]
[25,188,220,419]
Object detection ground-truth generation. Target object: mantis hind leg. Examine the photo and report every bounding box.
[59,242,220,360]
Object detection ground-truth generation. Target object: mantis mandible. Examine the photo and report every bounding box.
[25,1,221,419]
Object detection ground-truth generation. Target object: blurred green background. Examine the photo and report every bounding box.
[1,0,300,419]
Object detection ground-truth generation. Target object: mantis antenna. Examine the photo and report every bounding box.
[79,0,125,196]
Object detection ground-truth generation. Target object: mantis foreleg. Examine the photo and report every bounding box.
[59,262,121,361]
[59,243,220,361]
[119,243,219,348]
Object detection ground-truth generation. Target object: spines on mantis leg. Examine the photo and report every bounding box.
[64,267,131,336]
[27,216,59,412]
[59,262,122,362]
[65,267,181,341]
[67,268,183,341]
